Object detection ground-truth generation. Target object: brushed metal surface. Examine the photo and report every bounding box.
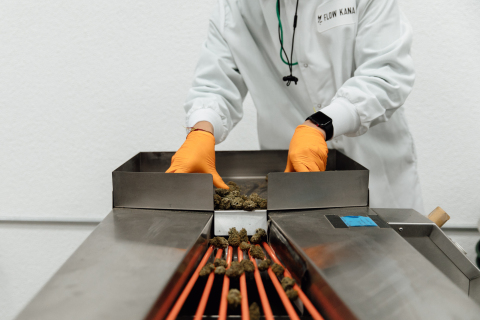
[399,227,470,294]
[429,226,480,279]
[268,150,369,210]
[215,150,288,177]
[113,152,214,210]
[268,171,369,210]
[113,172,214,211]
[214,210,267,236]
[470,277,480,305]
[373,208,480,300]
[15,209,213,320]
[113,150,369,211]
[372,208,434,224]
[269,208,480,320]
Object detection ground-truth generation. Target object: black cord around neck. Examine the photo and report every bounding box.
[277,0,300,86]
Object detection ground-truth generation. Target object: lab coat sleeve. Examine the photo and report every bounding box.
[184,1,248,144]
[321,0,415,137]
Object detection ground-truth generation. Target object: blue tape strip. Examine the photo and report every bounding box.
[341,216,378,227]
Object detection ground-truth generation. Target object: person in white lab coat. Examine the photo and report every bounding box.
[167,0,424,213]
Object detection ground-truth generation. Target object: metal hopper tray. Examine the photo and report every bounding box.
[112,150,369,211]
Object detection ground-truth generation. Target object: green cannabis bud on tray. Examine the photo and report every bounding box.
[215,181,267,211]
[227,289,242,309]
[271,263,285,277]
[214,258,227,267]
[257,258,271,271]
[286,288,299,300]
[209,237,228,249]
[250,228,266,244]
[226,261,244,278]
[249,245,265,260]
[240,242,251,251]
[227,227,241,247]
[249,302,261,320]
[214,266,226,275]
[240,259,255,273]
[199,263,215,277]
[281,277,295,290]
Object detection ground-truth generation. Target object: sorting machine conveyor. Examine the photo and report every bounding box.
[15,151,480,320]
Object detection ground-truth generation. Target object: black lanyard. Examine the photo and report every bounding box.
[277,0,300,86]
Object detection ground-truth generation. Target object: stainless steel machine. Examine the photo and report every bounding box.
[15,151,480,320]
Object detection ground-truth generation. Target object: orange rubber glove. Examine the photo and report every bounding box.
[285,125,329,172]
[166,131,229,189]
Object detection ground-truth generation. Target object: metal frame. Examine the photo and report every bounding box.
[15,208,213,320]
[16,151,480,320]
[113,150,369,211]
[373,208,480,304]
[268,207,480,319]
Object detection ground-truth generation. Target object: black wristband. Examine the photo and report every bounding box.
[306,112,334,141]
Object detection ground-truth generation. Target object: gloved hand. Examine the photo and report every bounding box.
[285,125,329,172]
[166,131,229,189]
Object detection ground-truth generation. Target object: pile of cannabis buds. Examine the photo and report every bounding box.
[200,227,298,316]
[215,181,267,211]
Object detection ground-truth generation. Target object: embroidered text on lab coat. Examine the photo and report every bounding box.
[316,0,357,33]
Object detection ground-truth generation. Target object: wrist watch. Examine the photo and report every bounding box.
[306,112,334,141]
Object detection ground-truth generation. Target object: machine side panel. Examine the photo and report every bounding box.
[401,234,470,293]
[113,172,214,211]
[216,150,289,176]
[470,277,480,305]
[268,171,369,210]
[429,226,480,279]
[371,208,433,224]
[268,219,359,320]
[15,209,213,320]
[112,150,368,211]
[374,208,480,296]
[269,208,480,320]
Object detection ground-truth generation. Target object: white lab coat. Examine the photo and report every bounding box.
[184,0,424,213]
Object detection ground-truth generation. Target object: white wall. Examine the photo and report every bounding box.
[0,223,95,320]
[0,0,258,223]
[401,0,480,226]
[1,0,479,223]
[1,0,479,319]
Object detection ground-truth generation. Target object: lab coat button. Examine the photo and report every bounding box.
[317,104,322,109]
[303,63,308,68]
